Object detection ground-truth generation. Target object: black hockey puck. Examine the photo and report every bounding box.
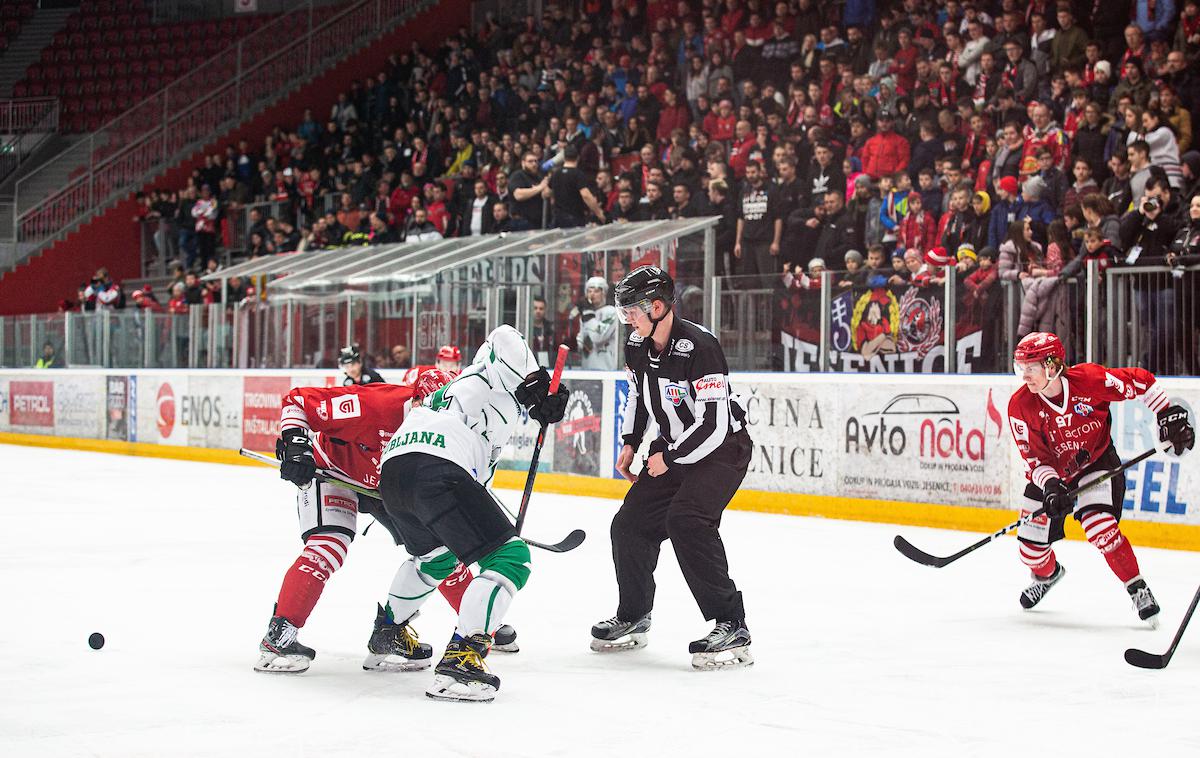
[88,632,105,650]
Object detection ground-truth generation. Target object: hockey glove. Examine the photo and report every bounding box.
[515,368,551,410]
[1157,404,1195,456]
[1041,478,1072,518]
[279,429,316,487]
[530,386,569,426]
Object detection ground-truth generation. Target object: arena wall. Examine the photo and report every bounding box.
[1,369,1197,551]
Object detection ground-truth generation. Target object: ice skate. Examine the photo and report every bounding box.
[492,624,519,653]
[362,604,433,672]
[426,633,499,703]
[689,619,753,670]
[1019,564,1066,609]
[589,613,651,652]
[1126,577,1162,629]
[254,615,316,674]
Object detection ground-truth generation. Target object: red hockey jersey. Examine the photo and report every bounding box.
[1007,363,1168,488]
[279,383,417,489]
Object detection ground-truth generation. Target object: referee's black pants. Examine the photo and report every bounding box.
[610,431,752,623]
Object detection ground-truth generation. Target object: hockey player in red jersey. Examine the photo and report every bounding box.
[1007,332,1194,625]
[256,369,516,673]
[399,344,462,387]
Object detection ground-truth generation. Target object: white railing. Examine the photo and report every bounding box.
[10,0,428,259]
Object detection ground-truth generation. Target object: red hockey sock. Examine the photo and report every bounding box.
[274,533,349,627]
[1081,511,1140,583]
[1019,540,1058,577]
[437,562,474,613]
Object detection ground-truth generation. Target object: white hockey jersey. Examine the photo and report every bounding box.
[379,325,538,486]
[577,304,619,370]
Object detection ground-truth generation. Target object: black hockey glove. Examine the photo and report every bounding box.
[279,429,316,488]
[1041,478,1072,518]
[530,386,569,426]
[1157,404,1195,456]
[515,368,551,410]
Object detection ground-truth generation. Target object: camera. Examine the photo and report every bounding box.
[1144,197,1160,213]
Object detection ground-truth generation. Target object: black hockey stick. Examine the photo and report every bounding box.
[487,489,586,553]
[1125,583,1200,669]
[514,344,570,536]
[239,448,584,553]
[893,445,1161,568]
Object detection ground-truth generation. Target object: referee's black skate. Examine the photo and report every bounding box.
[590,612,651,652]
[492,624,519,653]
[254,615,316,674]
[426,633,500,703]
[363,604,433,672]
[1020,564,1066,609]
[689,619,753,670]
[1126,577,1161,629]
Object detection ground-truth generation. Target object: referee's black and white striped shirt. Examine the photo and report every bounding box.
[620,317,747,465]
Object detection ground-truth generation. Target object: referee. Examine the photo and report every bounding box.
[590,266,754,669]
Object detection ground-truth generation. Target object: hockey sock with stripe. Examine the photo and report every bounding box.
[275,532,349,627]
[384,547,457,623]
[1019,539,1058,578]
[437,562,474,613]
[1081,511,1140,583]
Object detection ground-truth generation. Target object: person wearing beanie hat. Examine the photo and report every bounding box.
[998,176,1019,196]
[1019,175,1055,233]
[956,243,978,262]
[839,249,866,289]
[924,246,955,267]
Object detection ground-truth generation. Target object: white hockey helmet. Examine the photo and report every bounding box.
[473,324,538,392]
[585,276,608,292]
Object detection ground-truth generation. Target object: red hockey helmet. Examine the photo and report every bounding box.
[1013,332,1066,364]
[436,345,461,362]
[412,368,454,404]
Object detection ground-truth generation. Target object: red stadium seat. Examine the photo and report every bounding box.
[116,13,132,28]
[25,63,42,79]
[153,26,168,42]
[120,28,136,46]
[12,81,27,97]
[28,81,45,96]
[79,79,96,95]
[54,48,72,63]
[110,61,127,78]
[136,28,153,43]
[144,59,160,75]
[102,29,120,45]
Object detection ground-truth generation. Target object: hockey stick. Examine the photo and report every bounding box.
[513,344,570,536]
[238,447,583,553]
[1125,583,1200,669]
[893,445,1162,568]
[487,489,586,553]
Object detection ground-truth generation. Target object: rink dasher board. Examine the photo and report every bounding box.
[0,369,1198,550]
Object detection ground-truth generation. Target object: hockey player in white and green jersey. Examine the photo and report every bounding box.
[376,325,568,702]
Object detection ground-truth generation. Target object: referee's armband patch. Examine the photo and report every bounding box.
[694,374,728,401]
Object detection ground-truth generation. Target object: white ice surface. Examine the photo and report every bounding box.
[2,443,1199,758]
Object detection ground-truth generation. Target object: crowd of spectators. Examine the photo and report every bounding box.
[122,0,1200,372]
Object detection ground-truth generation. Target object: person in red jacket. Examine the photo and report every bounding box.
[861,111,911,180]
[655,89,691,146]
[897,192,938,252]
[1007,332,1194,624]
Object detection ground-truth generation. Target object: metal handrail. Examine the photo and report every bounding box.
[10,0,428,260]
[0,98,60,186]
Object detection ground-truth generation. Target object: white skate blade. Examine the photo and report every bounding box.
[425,674,496,702]
[491,641,520,653]
[691,645,754,671]
[589,632,648,653]
[254,651,311,674]
[362,652,432,672]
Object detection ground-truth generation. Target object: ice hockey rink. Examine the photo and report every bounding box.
[2,444,1199,758]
